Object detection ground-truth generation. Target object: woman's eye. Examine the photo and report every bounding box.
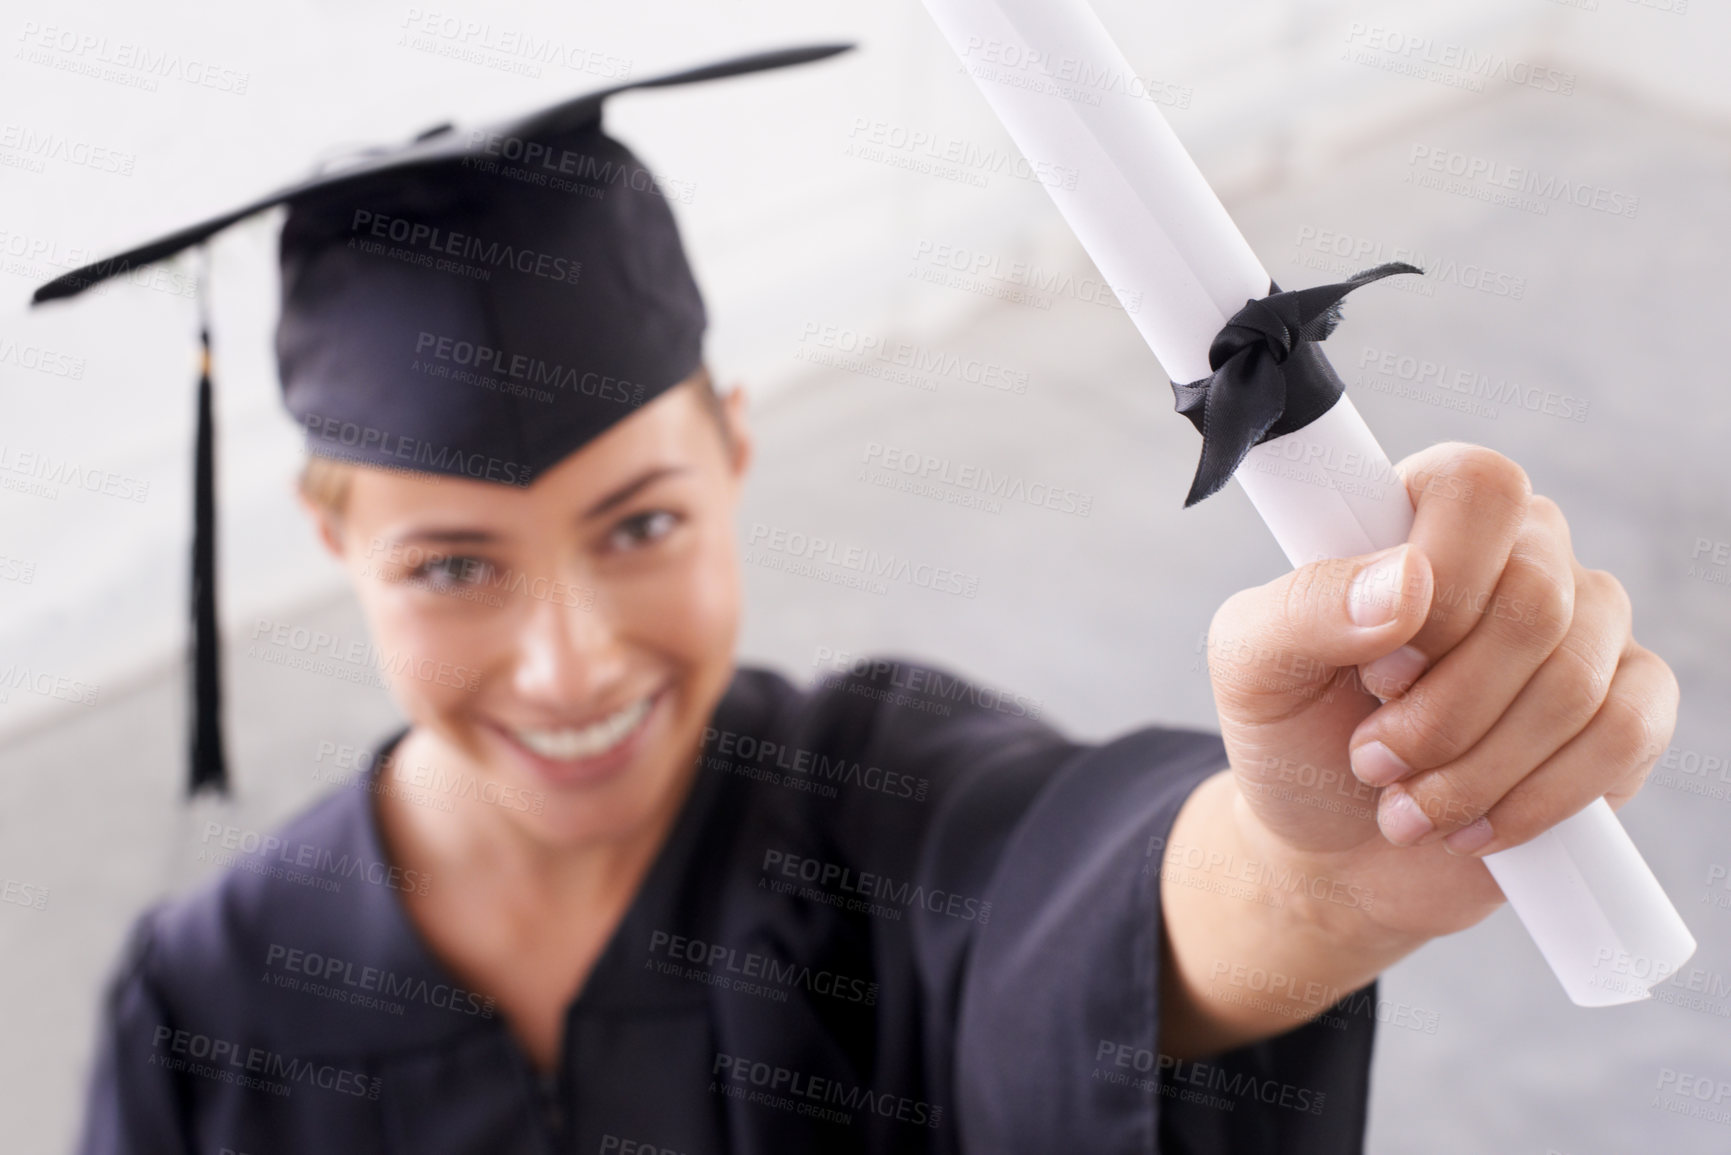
[609,509,680,551]
[407,555,493,592]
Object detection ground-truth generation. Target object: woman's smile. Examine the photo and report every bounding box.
[481,683,672,789]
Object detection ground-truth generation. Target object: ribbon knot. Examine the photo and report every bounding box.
[1171,261,1422,508]
[1215,296,1303,367]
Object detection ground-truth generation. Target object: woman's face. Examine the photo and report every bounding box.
[307,378,752,849]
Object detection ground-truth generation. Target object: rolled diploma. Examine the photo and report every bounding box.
[919,0,1695,1005]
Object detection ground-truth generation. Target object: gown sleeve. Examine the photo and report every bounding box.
[934,713,1378,1154]
[75,909,192,1155]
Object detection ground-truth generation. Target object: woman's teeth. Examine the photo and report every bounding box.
[511,694,652,761]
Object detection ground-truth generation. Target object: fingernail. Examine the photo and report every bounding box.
[1444,816,1495,856]
[1351,739,1411,786]
[1348,545,1409,628]
[1360,645,1429,701]
[1379,786,1433,845]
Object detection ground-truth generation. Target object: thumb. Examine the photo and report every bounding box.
[1209,542,1434,715]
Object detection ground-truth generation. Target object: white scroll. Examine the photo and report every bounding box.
[917,0,1695,1005]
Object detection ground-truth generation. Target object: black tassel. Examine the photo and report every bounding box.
[190,281,228,796]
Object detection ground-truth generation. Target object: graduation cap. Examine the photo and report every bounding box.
[31,43,854,798]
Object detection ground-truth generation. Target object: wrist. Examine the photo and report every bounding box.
[1223,772,1430,964]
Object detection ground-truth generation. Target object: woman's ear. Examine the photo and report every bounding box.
[295,489,346,560]
[721,382,753,482]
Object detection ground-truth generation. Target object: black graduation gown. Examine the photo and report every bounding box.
[76,657,1378,1154]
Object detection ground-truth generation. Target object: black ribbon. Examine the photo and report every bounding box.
[1169,261,1423,508]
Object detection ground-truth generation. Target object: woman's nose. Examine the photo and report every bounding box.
[508,587,626,710]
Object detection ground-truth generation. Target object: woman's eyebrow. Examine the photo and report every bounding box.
[581,464,690,520]
[392,528,497,546]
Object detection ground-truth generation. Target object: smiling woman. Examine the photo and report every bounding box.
[36,42,1383,1155]
[32,34,1683,1155]
[287,368,755,1073]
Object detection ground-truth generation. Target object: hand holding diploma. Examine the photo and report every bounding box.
[1216,437,1679,872]
[1154,442,1681,1053]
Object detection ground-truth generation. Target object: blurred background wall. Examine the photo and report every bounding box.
[12,0,1729,718]
[4,1,1730,1152]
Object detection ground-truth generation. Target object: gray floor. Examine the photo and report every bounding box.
[4,79,1730,1153]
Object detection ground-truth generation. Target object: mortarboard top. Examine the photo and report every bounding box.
[32,44,852,307]
[30,42,855,798]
